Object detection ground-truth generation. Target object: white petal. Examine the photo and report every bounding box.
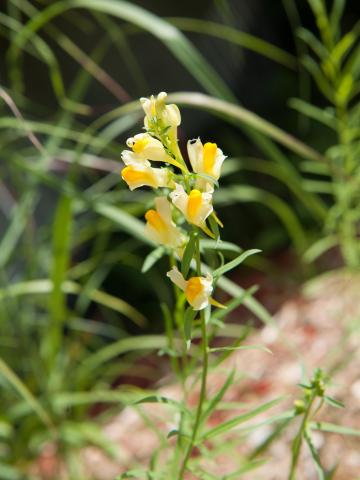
[164,104,181,127]
[140,96,154,119]
[191,193,213,226]
[157,91,167,102]
[144,223,161,244]
[213,148,226,178]
[194,177,212,191]
[167,266,187,291]
[155,196,172,223]
[121,150,150,167]
[197,203,213,226]
[190,276,213,310]
[152,168,172,188]
[190,294,209,310]
[187,138,203,173]
[170,183,188,216]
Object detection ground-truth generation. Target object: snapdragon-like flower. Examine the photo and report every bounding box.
[170,184,213,231]
[140,92,181,130]
[145,197,186,252]
[126,133,171,163]
[187,138,226,188]
[121,164,173,191]
[167,266,213,310]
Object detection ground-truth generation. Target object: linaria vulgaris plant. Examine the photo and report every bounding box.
[118,92,354,480]
[119,92,264,478]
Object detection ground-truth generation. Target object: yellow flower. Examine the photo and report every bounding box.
[123,132,186,172]
[166,266,213,310]
[140,92,181,129]
[126,133,171,163]
[187,138,226,188]
[121,164,173,191]
[145,197,186,252]
[170,183,213,229]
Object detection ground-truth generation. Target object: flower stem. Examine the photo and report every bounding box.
[288,392,316,480]
[178,310,208,479]
[178,233,209,479]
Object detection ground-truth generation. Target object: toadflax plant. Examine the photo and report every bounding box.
[119,92,263,479]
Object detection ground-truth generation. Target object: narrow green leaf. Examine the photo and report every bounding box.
[0,192,34,269]
[134,395,190,415]
[208,213,220,240]
[303,235,338,263]
[0,279,147,327]
[95,203,148,243]
[43,195,72,366]
[181,232,196,278]
[80,335,169,371]
[289,98,337,129]
[169,18,297,69]
[200,239,241,253]
[201,370,235,423]
[53,390,132,412]
[142,246,165,273]
[213,249,261,278]
[215,186,308,253]
[212,285,258,321]
[184,306,197,350]
[215,275,273,326]
[311,422,360,437]
[222,459,267,478]
[202,396,285,440]
[249,414,294,459]
[0,357,54,431]
[168,92,326,163]
[330,0,346,39]
[301,56,334,101]
[324,395,345,409]
[117,470,156,479]
[304,430,325,480]
[196,172,219,188]
[209,344,272,354]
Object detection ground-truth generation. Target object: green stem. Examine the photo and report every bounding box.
[335,106,358,268]
[178,233,209,479]
[178,309,208,479]
[288,392,316,480]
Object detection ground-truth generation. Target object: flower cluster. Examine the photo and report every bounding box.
[120,92,226,310]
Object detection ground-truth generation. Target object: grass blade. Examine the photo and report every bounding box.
[80,335,169,371]
[0,357,54,431]
[212,249,261,278]
[310,422,360,437]
[169,18,297,69]
[168,92,326,162]
[202,396,285,441]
